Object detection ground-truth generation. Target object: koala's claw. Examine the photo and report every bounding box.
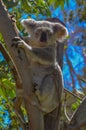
[12,37,24,60]
[12,37,22,48]
[10,14,16,22]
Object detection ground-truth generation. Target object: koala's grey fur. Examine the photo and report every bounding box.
[14,18,68,114]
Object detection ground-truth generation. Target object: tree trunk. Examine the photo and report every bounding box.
[68,96,86,130]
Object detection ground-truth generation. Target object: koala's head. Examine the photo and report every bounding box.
[21,18,68,47]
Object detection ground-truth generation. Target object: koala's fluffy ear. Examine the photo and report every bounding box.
[53,23,68,42]
[21,18,36,33]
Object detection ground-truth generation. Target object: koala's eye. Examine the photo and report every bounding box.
[34,29,40,36]
[35,29,42,36]
[49,32,53,35]
[47,31,53,36]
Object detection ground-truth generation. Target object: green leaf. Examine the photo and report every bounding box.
[72,100,81,111]
[0,72,8,79]
[0,88,7,101]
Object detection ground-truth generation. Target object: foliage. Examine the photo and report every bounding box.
[0,96,21,130]
[72,99,81,111]
[0,58,15,98]
[0,57,21,129]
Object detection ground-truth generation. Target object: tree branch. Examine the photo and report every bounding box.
[0,42,22,89]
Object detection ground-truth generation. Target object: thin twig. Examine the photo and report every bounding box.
[64,88,82,100]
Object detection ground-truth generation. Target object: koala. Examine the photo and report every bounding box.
[13,19,68,114]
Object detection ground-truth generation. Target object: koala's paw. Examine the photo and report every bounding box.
[12,37,24,60]
[10,14,16,23]
[12,37,24,48]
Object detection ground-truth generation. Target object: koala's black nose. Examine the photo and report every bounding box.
[40,32,47,42]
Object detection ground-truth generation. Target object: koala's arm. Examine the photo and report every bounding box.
[30,48,54,63]
[15,38,55,65]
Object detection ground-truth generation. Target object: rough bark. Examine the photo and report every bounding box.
[67,96,86,130]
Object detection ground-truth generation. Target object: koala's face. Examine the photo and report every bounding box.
[21,19,68,47]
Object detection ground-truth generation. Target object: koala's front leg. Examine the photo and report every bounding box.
[12,37,32,60]
[12,37,29,48]
[12,37,32,53]
[12,37,42,63]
